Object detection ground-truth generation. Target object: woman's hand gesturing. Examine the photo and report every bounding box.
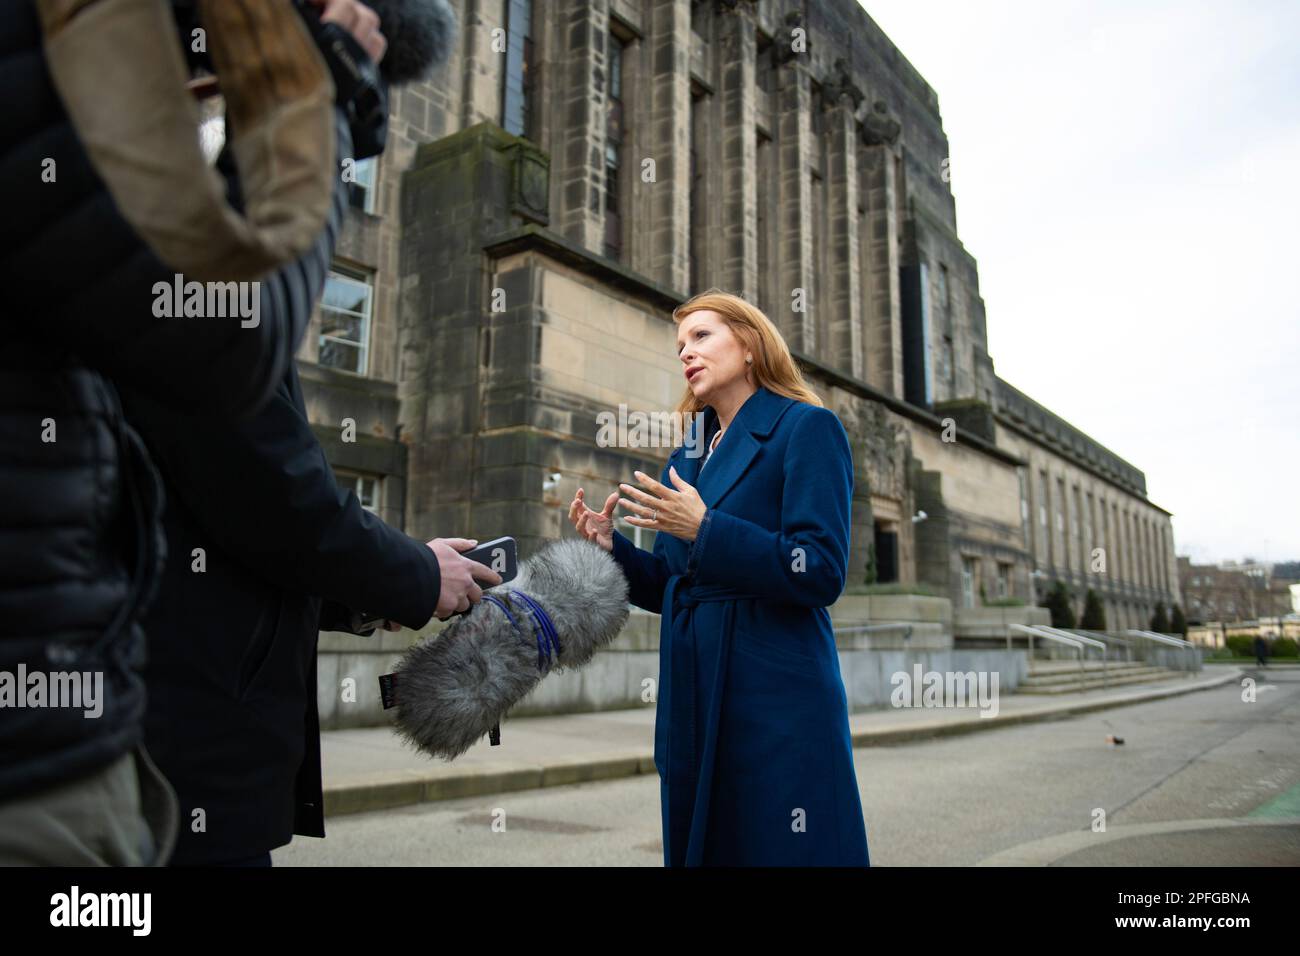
[568,487,618,552]
[620,467,707,542]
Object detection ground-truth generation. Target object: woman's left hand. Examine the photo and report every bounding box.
[620,467,708,542]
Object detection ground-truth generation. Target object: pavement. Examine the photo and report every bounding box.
[321,663,1247,820]
[976,815,1300,866]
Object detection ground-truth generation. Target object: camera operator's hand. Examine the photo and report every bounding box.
[428,538,504,620]
[309,0,388,64]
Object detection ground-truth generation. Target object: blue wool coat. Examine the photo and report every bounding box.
[610,384,870,866]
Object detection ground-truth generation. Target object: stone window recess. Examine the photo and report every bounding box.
[319,265,373,376]
[336,471,382,515]
[604,33,627,259]
[346,156,377,214]
[690,83,709,293]
[961,556,978,608]
[507,141,550,223]
[501,0,536,139]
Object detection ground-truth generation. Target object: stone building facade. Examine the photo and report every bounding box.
[299,0,1180,631]
[1178,557,1293,624]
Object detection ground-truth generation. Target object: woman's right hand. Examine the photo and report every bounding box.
[568,487,618,552]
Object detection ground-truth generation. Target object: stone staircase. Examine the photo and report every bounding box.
[1021,659,1189,694]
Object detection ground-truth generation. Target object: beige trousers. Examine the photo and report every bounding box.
[0,746,179,866]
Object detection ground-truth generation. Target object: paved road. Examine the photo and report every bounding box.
[273,667,1300,866]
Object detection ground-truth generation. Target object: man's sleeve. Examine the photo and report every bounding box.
[124,371,443,630]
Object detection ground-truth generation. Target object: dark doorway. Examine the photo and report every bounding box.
[874,523,899,584]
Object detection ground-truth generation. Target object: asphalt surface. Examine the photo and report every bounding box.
[273,665,1300,865]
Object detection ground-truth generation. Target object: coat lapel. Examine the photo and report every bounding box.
[690,386,795,510]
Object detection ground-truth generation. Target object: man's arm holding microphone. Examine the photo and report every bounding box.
[126,368,499,631]
[123,0,491,630]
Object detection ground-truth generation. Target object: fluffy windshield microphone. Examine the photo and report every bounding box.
[389,539,630,760]
[365,0,458,85]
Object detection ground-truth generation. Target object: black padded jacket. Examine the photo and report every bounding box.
[0,0,349,802]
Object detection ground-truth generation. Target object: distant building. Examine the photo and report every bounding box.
[1179,556,1292,623]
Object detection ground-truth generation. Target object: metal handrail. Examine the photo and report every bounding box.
[1010,623,1103,687]
[1126,629,1198,672]
[1009,623,1082,653]
[833,622,915,640]
[1065,629,1135,664]
[1037,625,1107,651]
[1126,628,1192,648]
[1037,625,1109,687]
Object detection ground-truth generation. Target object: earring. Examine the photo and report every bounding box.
[745,356,752,364]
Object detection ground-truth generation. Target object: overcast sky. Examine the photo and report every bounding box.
[858,0,1300,566]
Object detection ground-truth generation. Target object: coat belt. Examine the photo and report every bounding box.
[660,574,761,865]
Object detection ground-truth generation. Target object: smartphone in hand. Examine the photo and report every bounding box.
[353,536,519,631]
[462,536,518,584]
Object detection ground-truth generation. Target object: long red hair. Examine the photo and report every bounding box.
[672,289,824,417]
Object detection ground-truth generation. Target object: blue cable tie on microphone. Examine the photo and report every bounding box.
[515,590,563,668]
[482,591,562,671]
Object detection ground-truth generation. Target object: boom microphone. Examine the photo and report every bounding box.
[365,0,458,85]
[387,539,630,760]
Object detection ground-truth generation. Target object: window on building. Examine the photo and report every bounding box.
[961,557,978,608]
[501,0,536,139]
[1113,503,1123,580]
[997,563,1011,599]
[755,129,772,312]
[319,265,372,375]
[603,33,627,259]
[1018,468,1031,550]
[1056,477,1067,534]
[1039,469,1050,562]
[940,335,953,393]
[346,156,377,214]
[690,83,708,292]
[336,471,382,514]
[690,0,708,39]
[1073,485,1084,569]
[938,263,950,313]
[755,31,774,95]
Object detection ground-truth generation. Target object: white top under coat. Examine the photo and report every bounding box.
[700,427,724,471]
